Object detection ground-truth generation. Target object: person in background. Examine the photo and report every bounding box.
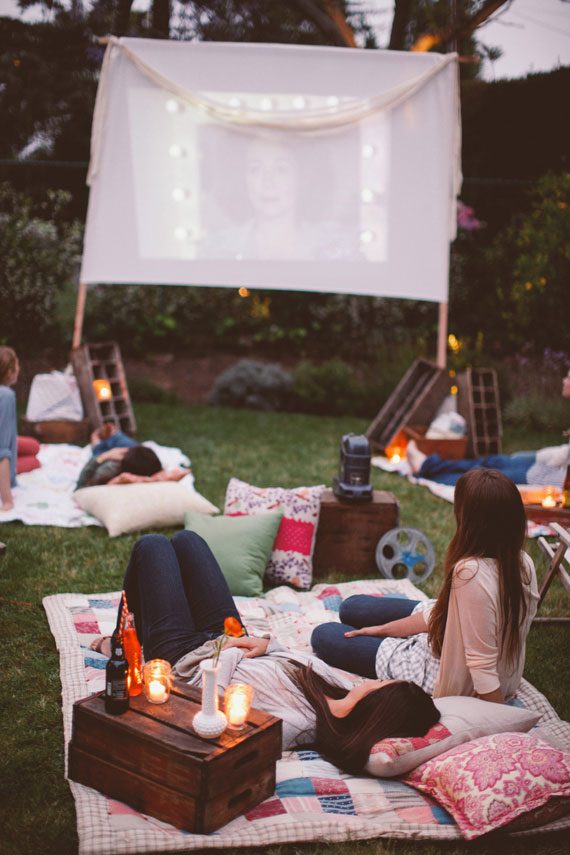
[312,468,539,704]
[75,437,162,489]
[406,367,570,487]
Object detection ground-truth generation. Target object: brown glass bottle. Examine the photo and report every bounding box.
[105,631,129,715]
[562,457,570,509]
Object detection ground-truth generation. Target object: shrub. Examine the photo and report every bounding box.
[0,184,82,351]
[208,359,292,411]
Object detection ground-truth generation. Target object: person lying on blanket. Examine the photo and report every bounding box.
[92,531,439,775]
[312,468,539,704]
[75,424,163,489]
[405,367,570,488]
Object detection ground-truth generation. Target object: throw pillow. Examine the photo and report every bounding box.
[403,732,570,839]
[224,477,325,589]
[366,695,540,778]
[75,479,218,537]
[184,511,283,597]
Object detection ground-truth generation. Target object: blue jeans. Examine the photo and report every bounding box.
[119,531,244,665]
[92,430,139,457]
[311,595,420,679]
[418,452,537,487]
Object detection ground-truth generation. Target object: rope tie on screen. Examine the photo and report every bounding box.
[88,36,461,207]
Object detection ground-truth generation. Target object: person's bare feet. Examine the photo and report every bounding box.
[406,440,427,475]
[90,636,112,657]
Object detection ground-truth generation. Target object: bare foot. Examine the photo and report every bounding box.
[90,636,112,657]
[0,501,14,512]
[406,440,427,475]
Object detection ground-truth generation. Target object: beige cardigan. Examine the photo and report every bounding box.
[432,552,539,701]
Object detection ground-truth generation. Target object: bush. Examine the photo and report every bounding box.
[208,359,292,411]
[0,184,82,351]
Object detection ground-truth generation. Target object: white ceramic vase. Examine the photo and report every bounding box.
[192,659,227,739]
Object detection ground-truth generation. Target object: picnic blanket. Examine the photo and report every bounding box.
[1,442,190,528]
[371,455,556,539]
[43,578,570,854]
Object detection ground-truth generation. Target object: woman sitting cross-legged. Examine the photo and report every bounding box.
[107,530,439,775]
[311,468,539,704]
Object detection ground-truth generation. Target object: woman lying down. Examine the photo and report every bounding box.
[102,531,439,776]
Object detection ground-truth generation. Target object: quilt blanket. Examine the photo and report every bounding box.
[43,579,570,855]
[1,442,190,528]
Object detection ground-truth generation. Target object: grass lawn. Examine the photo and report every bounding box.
[1,402,569,855]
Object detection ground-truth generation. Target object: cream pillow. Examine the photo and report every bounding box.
[75,480,219,537]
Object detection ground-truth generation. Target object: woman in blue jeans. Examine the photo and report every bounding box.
[103,531,439,774]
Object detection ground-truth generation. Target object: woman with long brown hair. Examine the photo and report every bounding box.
[94,530,439,775]
[312,468,539,703]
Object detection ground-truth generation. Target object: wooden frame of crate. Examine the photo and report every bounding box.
[71,342,136,435]
[457,367,502,457]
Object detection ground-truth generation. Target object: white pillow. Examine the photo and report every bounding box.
[366,695,540,778]
[74,480,218,537]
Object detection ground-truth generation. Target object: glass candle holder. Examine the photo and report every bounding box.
[224,682,254,731]
[143,659,172,705]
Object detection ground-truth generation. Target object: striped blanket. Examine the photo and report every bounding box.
[43,579,570,855]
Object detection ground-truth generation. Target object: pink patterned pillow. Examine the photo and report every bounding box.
[224,478,325,589]
[404,732,570,839]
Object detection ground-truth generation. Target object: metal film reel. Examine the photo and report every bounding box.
[375,527,435,583]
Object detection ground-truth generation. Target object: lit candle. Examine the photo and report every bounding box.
[148,680,166,703]
[225,683,253,730]
[542,493,557,509]
[93,379,112,401]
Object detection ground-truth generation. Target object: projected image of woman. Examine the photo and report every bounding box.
[201,131,360,261]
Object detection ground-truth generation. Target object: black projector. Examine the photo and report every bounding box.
[332,433,373,502]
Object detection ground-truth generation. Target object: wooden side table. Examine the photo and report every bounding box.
[312,488,399,577]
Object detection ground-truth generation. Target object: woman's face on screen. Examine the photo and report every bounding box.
[245,140,299,219]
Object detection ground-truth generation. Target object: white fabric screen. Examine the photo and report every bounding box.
[81,38,462,303]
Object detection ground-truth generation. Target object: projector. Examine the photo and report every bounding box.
[332,434,373,502]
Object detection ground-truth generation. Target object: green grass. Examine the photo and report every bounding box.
[1,402,569,855]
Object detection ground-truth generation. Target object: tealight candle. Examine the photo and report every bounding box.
[542,492,557,509]
[225,683,254,730]
[143,659,171,705]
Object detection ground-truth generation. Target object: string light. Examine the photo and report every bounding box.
[447,334,461,354]
[238,287,250,298]
[362,144,375,158]
[165,99,180,113]
[361,188,374,203]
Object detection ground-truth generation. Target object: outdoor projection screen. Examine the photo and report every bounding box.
[81,38,461,303]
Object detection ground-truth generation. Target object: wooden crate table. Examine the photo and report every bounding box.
[312,488,399,577]
[68,678,282,833]
[524,504,570,526]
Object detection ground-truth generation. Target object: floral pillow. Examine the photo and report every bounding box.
[403,732,570,839]
[224,478,325,589]
[366,695,539,778]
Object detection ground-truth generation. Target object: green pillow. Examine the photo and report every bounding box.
[184,511,283,597]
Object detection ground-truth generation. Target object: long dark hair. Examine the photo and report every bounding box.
[428,468,529,664]
[288,664,440,775]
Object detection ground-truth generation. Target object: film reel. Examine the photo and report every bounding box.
[375,527,435,583]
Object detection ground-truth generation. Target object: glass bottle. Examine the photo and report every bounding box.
[123,612,143,696]
[105,631,129,715]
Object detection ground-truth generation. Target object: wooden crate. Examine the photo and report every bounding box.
[313,489,399,577]
[366,359,451,453]
[71,341,136,435]
[21,417,90,445]
[457,368,502,457]
[68,680,282,833]
[523,505,570,526]
[401,425,469,460]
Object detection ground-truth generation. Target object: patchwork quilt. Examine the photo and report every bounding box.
[1,442,190,528]
[43,579,570,855]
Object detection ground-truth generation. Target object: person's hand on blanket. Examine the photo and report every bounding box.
[224,636,270,658]
[96,448,128,464]
[345,610,429,639]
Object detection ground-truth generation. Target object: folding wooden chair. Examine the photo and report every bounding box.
[534,523,570,623]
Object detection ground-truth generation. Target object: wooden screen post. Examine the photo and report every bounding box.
[436,301,448,368]
[72,280,88,350]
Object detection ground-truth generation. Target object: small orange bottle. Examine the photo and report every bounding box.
[123,612,143,696]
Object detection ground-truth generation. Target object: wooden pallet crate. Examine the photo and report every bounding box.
[457,368,502,457]
[71,342,136,435]
[366,359,452,453]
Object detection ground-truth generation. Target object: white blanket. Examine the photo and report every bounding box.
[1,442,190,528]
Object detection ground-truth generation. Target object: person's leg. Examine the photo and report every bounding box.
[480,454,534,485]
[0,457,13,511]
[121,533,213,664]
[92,432,139,457]
[171,530,243,635]
[417,454,483,486]
[339,595,420,628]
[311,622,380,678]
